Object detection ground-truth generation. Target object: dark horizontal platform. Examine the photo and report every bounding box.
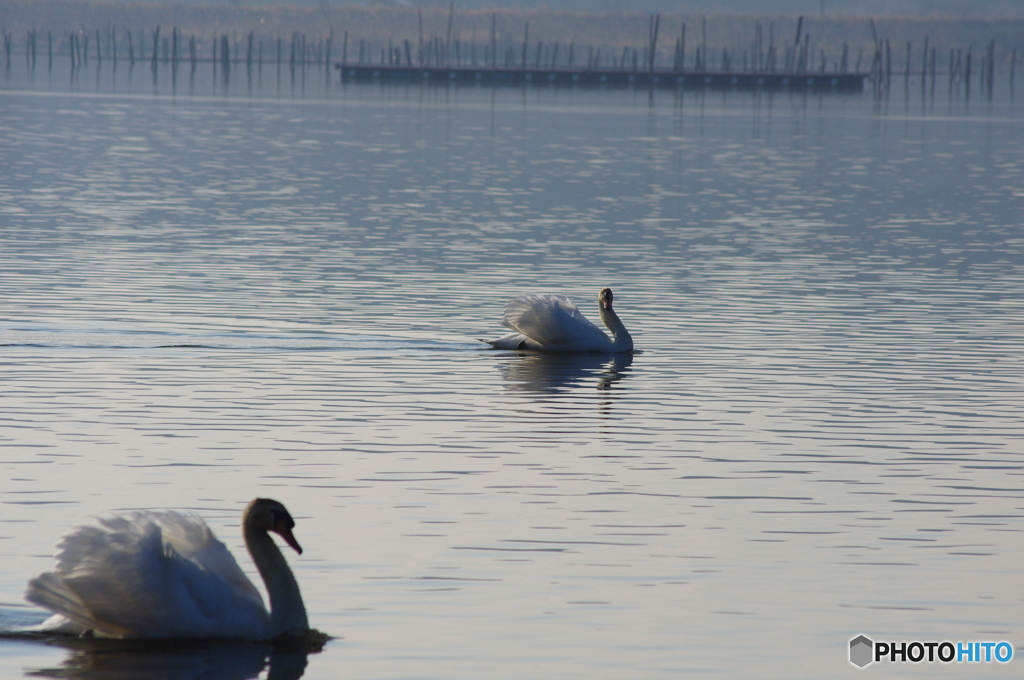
[335,64,865,91]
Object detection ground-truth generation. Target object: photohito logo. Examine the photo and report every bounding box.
[849,635,1013,668]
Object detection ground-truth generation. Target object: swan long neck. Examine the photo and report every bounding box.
[244,524,309,637]
[599,305,633,352]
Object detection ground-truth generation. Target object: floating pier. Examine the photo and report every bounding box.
[336,64,866,91]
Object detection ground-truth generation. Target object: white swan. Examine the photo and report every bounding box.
[487,287,634,353]
[25,498,309,640]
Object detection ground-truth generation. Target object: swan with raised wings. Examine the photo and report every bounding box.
[487,287,633,353]
[25,498,309,640]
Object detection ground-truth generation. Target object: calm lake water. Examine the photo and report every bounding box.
[1,59,1023,678]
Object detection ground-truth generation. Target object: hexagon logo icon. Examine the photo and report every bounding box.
[850,635,874,668]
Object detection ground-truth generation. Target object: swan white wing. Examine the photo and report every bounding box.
[502,295,613,351]
[148,511,263,603]
[26,512,270,639]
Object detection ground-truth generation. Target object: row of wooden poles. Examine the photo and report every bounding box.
[3,27,336,71]
[868,27,1013,93]
[1,15,1017,90]
[351,13,865,75]
[344,10,1017,90]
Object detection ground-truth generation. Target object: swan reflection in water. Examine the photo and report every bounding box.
[25,636,313,680]
[496,351,634,394]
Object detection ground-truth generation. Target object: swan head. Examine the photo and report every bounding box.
[599,288,614,311]
[245,498,303,555]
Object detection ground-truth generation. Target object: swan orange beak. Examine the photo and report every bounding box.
[274,520,303,555]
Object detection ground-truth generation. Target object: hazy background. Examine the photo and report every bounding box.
[15,0,1024,17]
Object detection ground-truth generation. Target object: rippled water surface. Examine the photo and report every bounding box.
[1,61,1024,678]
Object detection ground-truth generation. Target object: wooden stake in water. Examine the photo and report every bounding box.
[678,22,685,72]
[931,47,936,95]
[648,13,660,74]
[987,40,995,93]
[490,13,496,69]
[521,20,529,69]
[1011,48,1017,92]
[418,8,424,66]
[921,36,929,84]
[885,39,891,84]
[151,26,160,70]
[965,46,971,94]
[701,15,707,72]
[793,15,803,71]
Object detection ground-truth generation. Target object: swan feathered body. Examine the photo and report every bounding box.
[488,288,633,353]
[25,498,308,640]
